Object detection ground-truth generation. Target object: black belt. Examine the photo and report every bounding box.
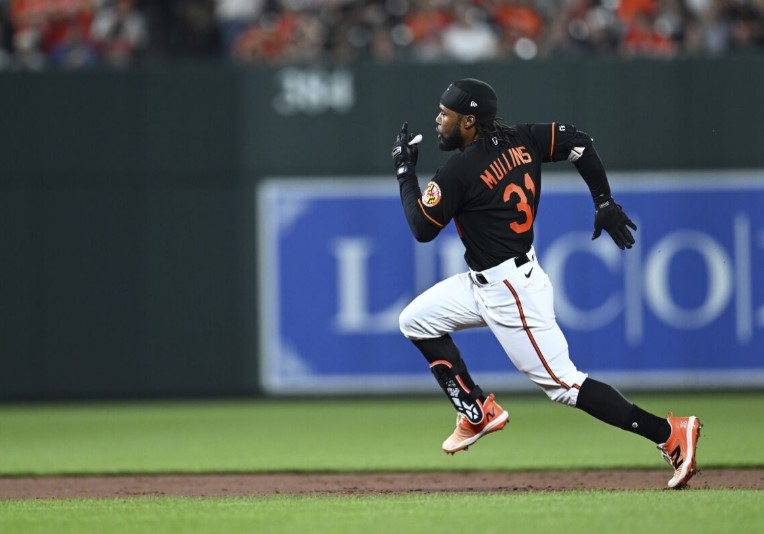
[474,253,530,285]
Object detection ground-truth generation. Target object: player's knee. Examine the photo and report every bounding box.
[399,303,443,340]
[399,304,424,339]
[545,386,580,407]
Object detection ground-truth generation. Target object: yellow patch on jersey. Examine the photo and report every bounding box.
[422,181,442,207]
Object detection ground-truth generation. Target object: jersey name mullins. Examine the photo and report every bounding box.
[479,145,532,190]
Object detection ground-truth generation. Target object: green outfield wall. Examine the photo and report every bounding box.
[1,57,763,400]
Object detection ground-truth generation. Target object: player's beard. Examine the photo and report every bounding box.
[438,127,463,152]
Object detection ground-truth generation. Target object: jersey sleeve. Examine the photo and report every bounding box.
[528,122,594,163]
[529,122,611,202]
[396,157,465,242]
[397,174,445,242]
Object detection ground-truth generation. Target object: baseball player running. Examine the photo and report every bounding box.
[391,78,702,489]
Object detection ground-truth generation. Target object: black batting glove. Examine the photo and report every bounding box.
[391,122,419,178]
[592,197,637,250]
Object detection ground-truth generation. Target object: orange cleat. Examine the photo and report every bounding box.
[658,414,703,489]
[442,394,509,454]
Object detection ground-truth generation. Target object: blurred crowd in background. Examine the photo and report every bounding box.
[0,0,762,70]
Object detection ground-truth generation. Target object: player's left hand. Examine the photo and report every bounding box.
[392,122,420,177]
[592,198,637,250]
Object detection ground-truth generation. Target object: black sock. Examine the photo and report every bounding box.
[412,335,486,423]
[625,404,672,444]
[577,378,671,444]
[412,335,484,400]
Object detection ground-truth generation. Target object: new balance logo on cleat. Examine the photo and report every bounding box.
[442,394,509,454]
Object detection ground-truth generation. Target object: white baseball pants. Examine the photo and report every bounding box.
[399,246,588,406]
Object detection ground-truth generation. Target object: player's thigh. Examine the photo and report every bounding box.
[399,272,485,339]
[480,271,587,399]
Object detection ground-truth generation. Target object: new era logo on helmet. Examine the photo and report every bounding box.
[470,101,478,107]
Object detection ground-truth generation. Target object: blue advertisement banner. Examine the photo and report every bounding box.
[257,171,764,394]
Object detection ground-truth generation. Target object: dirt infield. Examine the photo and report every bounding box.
[1,469,762,499]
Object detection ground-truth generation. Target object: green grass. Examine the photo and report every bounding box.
[1,392,761,534]
[0,392,761,475]
[0,491,762,534]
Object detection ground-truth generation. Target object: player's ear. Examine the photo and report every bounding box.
[462,115,476,129]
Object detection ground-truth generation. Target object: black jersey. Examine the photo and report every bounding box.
[397,122,611,271]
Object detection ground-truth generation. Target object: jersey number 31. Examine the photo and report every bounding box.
[503,172,535,234]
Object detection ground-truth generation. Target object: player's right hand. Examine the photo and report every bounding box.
[392,122,419,177]
[592,198,637,250]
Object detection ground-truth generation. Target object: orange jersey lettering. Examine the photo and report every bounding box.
[480,146,534,190]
